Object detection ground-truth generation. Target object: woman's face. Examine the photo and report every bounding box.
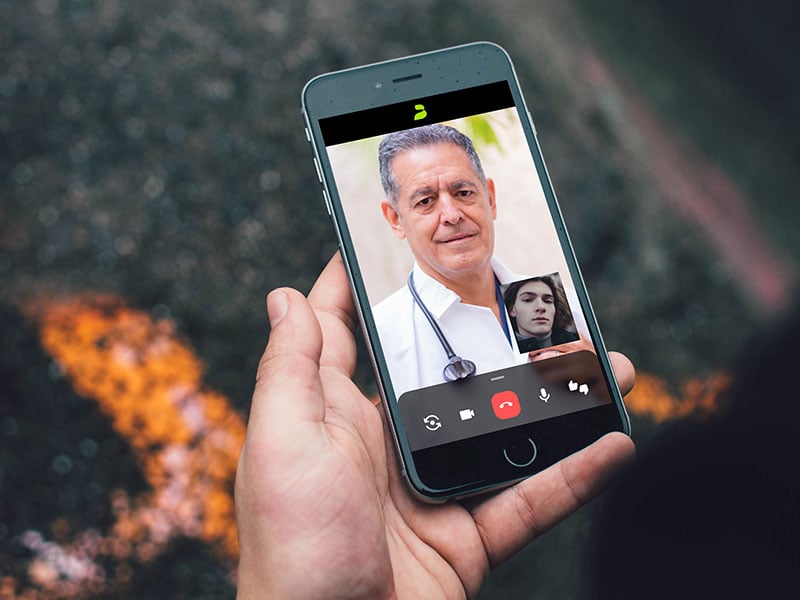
[510,280,556,339]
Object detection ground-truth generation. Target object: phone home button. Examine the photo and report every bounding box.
[503,435,537,468]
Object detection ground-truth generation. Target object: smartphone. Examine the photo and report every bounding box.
[302,42,630,501]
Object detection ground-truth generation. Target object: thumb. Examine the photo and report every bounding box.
[247,288,327,437]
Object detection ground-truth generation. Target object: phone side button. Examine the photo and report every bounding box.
[527,111,538,137]
[502,435,537,468]
[313,157,323,183]
[322,189,332,216]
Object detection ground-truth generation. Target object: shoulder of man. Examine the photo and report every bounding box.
[372,284,413,325]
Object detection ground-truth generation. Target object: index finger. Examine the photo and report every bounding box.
[609,351,635,396]
[307,252,359,376]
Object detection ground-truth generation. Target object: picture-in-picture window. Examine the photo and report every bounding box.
[502,272,579,354]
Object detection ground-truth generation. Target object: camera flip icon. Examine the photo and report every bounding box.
[423,414,442,431]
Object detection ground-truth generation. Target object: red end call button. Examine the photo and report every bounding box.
[491,390,521,420]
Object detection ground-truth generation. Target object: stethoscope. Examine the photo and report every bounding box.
[407,271,514,382]
[408,272,477,382]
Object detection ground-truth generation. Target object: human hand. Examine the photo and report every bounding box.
[529,334,593,362]
[235,253,635,599]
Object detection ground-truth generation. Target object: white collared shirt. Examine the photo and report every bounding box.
[372,257,530,399]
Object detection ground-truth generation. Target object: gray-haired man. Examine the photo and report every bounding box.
[373,124,528,397]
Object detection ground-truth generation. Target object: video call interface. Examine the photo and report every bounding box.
[320,82,613,451]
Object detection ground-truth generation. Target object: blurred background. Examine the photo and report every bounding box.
[1,0,798,597]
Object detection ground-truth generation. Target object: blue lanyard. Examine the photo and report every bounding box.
[495,275,512,347]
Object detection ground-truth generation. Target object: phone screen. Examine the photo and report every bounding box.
[306,49,628,497]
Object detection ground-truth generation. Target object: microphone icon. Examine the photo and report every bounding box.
[538,387,550,402]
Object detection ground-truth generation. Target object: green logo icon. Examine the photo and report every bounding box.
[413,104,427,121]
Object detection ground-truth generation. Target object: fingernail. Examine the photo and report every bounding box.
[532,350,561,362]
[267,290,289,327]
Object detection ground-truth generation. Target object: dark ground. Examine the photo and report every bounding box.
[1,0,798,598]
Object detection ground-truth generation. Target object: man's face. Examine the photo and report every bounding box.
[510,280,555,339]
[381,143,496,285]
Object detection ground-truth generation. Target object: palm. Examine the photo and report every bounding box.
[319,356,487,598]
[306,266,482,597]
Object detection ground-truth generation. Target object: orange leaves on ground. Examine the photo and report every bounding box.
[35,294,246,561]
[625,372,730,422]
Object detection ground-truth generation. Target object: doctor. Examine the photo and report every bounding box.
[373,124,529,398]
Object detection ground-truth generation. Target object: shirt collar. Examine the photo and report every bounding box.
[411,257,519,319]
[491,256,519,285]
[410,263,459,319]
